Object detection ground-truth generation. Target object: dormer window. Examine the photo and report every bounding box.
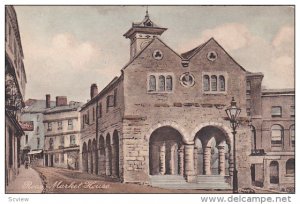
[144,20,153,27]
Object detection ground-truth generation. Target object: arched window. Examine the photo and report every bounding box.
[158,75,165,91]
[211,75,217,91]
[290,125,295,146]
[271,125,283,146]
[203,75,210,91]
[219,75,225,91]
[270,161,279,184]
[286,159,295,175]
[166,75,173,91]
[149,75,156,92]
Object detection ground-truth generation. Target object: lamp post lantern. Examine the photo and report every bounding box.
[225,97,241,194]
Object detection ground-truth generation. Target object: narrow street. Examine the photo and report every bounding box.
[34,166,233,194]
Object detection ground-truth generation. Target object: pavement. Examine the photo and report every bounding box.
[6,165,44,194]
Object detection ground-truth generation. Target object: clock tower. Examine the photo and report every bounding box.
[123,10,167,60]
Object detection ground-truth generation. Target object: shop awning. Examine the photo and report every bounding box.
[27,150,43,155]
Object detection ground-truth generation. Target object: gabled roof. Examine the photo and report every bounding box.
[122,37,182,71]
[181,38,246,72]
[44,101,82,114]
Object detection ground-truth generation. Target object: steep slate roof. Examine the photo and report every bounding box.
[23,99,56,113]
[44,101,83,114]
[181,38,246,72]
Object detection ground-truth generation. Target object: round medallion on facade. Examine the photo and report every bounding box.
[207,51,217,61]
[153,50,163,60]
[180,72,195,87]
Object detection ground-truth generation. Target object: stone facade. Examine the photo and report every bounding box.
[5,5,27,186]
[43,97,82,170]
[79,12,294,191]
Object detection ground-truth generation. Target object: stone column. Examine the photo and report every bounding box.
[203,146,211,175]
[263,160,270,189]
[93,149,98,174]
[218,145,226,176]
[87,152,91,173]
[178,145,184,175]
[99,147,106,175]
[111,144,117,177]
[105,146,111,176]
[169,143,176,175]
[97,149,101,175]
[184,144,195,179]
[159,142,166,175]
[194,146,198,175]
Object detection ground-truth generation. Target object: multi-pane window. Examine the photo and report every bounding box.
[271,106,282,117]
[290,125,295,146]
[149,75,156,91]
[246,81,251,93]
[203,74,226,92]
[49,138,54,150]
[93,107,95,121]
[99,103,102,118]
[286,159,295,175]
[48,122,52,131]
[271,125,283,146]
[60,136,64,147]
[159,75,165,91]
[68,119,73,130]
[37,138,40,149]
[211,75,217,91]
[166,75,173,91]
[203,75,210,91]
[219,76,225,91]
[70,135,76,146]
[147,74,173,92]
[58,121,63,130]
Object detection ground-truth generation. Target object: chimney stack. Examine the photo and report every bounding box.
[56,96,67,106]
[46,94,50,108]
[90,83,98,99]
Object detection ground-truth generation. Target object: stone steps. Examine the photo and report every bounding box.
[150,175,232,190]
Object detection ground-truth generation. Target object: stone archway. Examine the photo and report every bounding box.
[194,126,231,176]
[82,142,88,173]
[149,126,184,176]
[88,140,93,174]
[92,139,98,174]
[98,135,106,175]
[105,134,112,176]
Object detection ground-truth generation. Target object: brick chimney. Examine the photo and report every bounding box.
[90,83,98,99]
[46,94,50,108]
[56,96,67,106]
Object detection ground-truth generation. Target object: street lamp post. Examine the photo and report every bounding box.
[225,97,241,194]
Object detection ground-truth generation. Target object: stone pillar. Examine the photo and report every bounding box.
[184,144,195,181]
[99,147,106,175]
[105,146,111,176]
[97,149,101,175]
[111,144,117,177]
[263,159,270,189]
[178,145,184,175]
[203,146,211,175]
[169,143,176,175]
[194,147,198,175]
[87,152,91,173]
[93,149,98,174]
[218,145,226,176]
[159,142,166,175]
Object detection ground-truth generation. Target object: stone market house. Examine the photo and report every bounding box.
[43,95,82,170]
[79,12,294,191]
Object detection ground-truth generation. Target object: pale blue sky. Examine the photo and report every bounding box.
[14,6,294,102]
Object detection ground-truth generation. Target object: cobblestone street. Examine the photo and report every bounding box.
[34,166,234,194]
